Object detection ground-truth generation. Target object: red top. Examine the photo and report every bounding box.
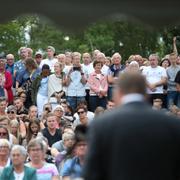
[4,71,13,104]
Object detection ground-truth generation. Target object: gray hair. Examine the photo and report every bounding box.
[11,145,27,157]
[0,139,11,149]
[62,132,75,142]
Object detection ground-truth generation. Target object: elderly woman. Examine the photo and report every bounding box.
[26,139,59,180]
[88,60,108,112]
[48,62,66,110]
[51,132,75,172]
[0,58,13,104]
[0,139,11,176]
[53,105,65,128]
[51,131,75,157]
[1,145,37,179]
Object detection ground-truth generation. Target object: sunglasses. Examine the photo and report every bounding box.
[0,132,7,136]
[7,111,15,114]
[77,111,85,115]
[35,55,42,58]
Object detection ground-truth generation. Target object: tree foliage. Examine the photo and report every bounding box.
[0,15,179,62]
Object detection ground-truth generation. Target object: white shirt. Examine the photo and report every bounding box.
[73,111,94,127]
[40,58,58,72]
[14,171,24,180]
[142,66,167,94]
[101,65,109,76]
[121,93,145,105]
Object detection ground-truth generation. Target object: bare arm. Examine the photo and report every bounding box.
[173,37,178,56]
[147,76,167,91]
[52,175,60,180]
[80,73,87,84]
[62,176,70,180]
[51,147,60,157]
[19,120,26,138]
[107,74,114,84]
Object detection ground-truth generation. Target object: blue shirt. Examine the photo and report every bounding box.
[6,64,15,85]
[14,60,26,74]
[60,157,82,178]
[16,68,41,86]
[6,64,14,75]
[38,77,48,96]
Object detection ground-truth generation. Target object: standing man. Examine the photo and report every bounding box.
[6,54,16,94]
[6,54,15,78]
[34,51,43,66]
[142,54,167,106]
[14,47,28,77]
[65,52,87,111]
[81,52,94,107]
[166,53,180,108]
[40,46,58,73]
[84,72,180,180]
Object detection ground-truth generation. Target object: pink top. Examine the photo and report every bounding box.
[88,72,108,96]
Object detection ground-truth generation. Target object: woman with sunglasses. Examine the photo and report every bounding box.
[0,139,11,177]
[6,105,26,141]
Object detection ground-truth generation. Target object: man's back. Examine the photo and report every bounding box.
[84,102,180,180]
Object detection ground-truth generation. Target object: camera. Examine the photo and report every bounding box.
[45,107,51,113]
[73,66,81,71]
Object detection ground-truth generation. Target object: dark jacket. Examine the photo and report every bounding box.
[31,74,43,105]
[1,165,37,180]
[84,101,180,180]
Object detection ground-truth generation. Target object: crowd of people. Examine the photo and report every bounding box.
[0,36,179,179]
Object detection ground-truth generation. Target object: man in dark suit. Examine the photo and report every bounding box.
[83,72,180,180]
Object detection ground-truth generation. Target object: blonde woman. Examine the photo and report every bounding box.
[9,119,23,144]
[48,62,66,110]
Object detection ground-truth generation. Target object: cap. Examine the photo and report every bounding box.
[47,46,55,52]
[35,51,43,56]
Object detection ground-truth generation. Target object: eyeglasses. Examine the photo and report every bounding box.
[7,111,15,114]
[77,111,85,115]
[35,55,42,58]
[20,96,26,99]
[30,148,42,152]
[0,146,9,149]
[0,132,8,136]
[55,109,63,112]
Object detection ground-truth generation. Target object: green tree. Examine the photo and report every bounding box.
[0,21,25,59]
